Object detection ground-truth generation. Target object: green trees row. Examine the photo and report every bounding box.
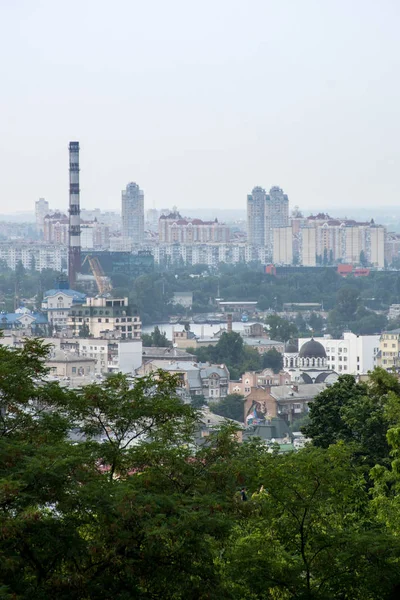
[189,331,283,379]
[3,341,400,597]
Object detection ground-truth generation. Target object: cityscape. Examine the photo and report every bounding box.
[2,1,400,597]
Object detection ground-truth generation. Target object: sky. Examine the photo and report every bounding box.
[0,0,399,213]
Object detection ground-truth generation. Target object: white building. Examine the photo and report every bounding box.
[299,332,380,375]
[0,243,67,272]
[77,337,142,374]
[300,227,316,267]
[42,288,87,330]
[273,227,293,265]
[369,226,385,268]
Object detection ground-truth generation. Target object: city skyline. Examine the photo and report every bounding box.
[1,1,400,213]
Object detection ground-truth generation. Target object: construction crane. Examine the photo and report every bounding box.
[82,255,113,296]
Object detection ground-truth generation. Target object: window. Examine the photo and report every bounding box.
[393,344,396,348]
[384,343,387,347]
[98,318,102,323]
[72,367,76,374]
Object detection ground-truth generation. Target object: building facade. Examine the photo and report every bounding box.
[68,297,142,339]
[122,182,144,247]
[273,226,293,265]
[247,187,266,246]
[159,211,230,243]
[35,197,49,235]
[299,333,380,375]
[265,186,289,253]
[376,329,400,371]
[42,288,87,330]
[0,243,67,271]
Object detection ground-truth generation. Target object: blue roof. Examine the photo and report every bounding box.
[43,289,86,304]
[0,312,48,325]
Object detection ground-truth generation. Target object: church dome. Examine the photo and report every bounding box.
[285,339,298,353]
[299,339,326,359]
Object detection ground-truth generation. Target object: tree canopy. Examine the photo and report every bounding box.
[1,340,400,598]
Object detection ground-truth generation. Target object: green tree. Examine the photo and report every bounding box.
[302,370,399,466]
[78,322,91,337]
[209,393,245,422]
[225,445,398,599]
[141,325,171,347]
[265,314,298,342]
[360,249,369,267]
[335,286,360,321]
[261,348,283,373]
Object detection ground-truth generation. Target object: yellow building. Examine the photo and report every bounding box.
[376,329,400,371]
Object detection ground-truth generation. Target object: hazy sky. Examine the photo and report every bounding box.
[1,0,399,213]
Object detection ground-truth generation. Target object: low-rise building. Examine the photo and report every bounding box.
[0,308,48,335]
[42,288,86,330]
[68,297,141,339]
[376,329,400,371]
[229,369,290,396]
[136,360,229,401]
[244,382,327,424]
[46,349,95,379]
[243,338,284,354]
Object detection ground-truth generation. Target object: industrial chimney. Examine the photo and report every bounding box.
[68,142,81,287]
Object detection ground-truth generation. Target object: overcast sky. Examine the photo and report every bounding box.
[0,0,399,213]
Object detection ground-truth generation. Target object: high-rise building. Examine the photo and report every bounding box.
[247,187,266,246]
[369,226,385,268]
[300,227,316,267]
[35,198,49,235]
[265,187,289,253]
[273,227,293,265]
[122,182,144,247]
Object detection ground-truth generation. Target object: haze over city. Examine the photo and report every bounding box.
[1,0,399,213]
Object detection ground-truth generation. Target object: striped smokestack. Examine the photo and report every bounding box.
[68,141,81,286]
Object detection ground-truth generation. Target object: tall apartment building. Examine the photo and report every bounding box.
[35,198,49,235]
[265,186,289,252]
[300,227,316,266]
[43,212,69,245]
[305,214,385,266]
[159,211,230,243]
[273,227,293,265]
[369,226,385,268]
[0,243,67,271]
[121,182,144,247]
[247,187,266,246]
[247,186,289,259]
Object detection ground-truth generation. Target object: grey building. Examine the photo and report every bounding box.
[247,186,266,246]
[122,182,144,246]
[265,186,289,255]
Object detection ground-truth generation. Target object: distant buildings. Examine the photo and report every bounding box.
[266,187,289,251]
[273,226,293,265]
[121,182,144,247]
[43,212,69,245]
[298,214,386,268]
[0,242,67,271]
[247,187,266,246]
[35,197,49,235]
[159,211,230,243]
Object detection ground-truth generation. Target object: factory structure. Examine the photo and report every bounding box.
[68,141,81,286]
